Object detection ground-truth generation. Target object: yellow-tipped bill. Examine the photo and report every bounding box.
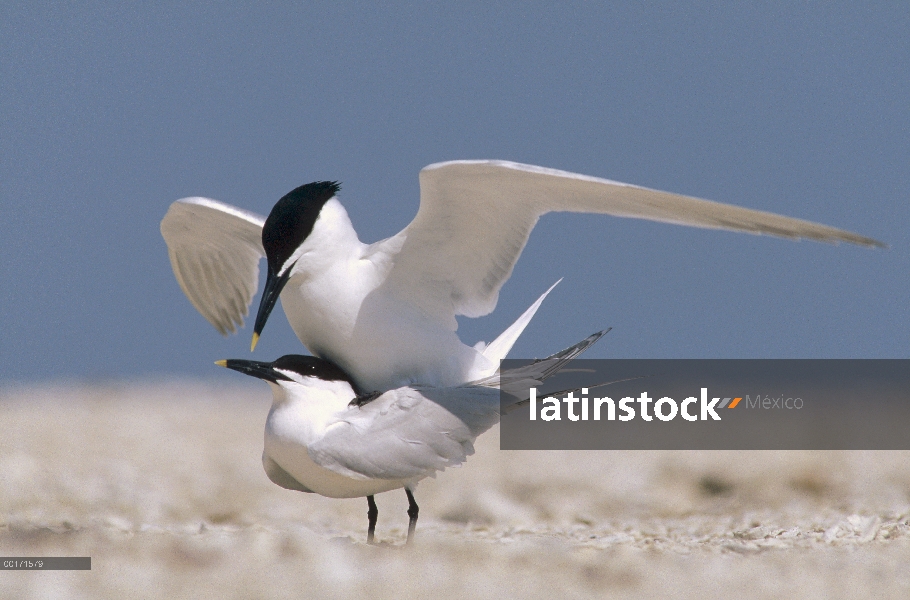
[214,359,228,367]
[250,332,260,352]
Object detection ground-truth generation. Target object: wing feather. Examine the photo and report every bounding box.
[160,198,266,335]
[309,387,501,481]
[383,160,883,323]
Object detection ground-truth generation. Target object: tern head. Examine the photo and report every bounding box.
[252,181,341,351]
[216,354,356,389]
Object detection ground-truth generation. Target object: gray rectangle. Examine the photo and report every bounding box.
[499,360,910,450]
[1,557,91,570]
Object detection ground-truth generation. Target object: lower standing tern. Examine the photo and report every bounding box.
[217,329,610,544]
[162,160,884,391]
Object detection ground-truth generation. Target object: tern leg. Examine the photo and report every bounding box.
[367,495,378,545]
[405,488,419,544]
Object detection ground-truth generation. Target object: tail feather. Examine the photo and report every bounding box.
[480,279,562,364]
[471,328,611,389]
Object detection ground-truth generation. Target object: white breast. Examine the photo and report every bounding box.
[262,382,413,498]
[280,258,491,391]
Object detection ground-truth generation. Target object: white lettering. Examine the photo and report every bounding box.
[563,391,580,421]
[701,388,721,421]
[682,396,698,421]
[595,397,615,420]
[654,397,678,421]
[619,397,635,421]
[637,392,653,422]
[541,397,560,421]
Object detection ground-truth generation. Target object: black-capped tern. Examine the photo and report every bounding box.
[162,160,884,390]
[217,329,610,544]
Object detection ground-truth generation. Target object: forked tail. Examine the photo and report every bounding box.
[471,328,611,390]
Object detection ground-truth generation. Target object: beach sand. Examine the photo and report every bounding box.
[1,382,908,599]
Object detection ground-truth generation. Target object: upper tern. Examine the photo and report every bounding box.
[217,329,610,544]
[162,160,883,391]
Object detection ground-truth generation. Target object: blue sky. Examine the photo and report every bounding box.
[2,3,907,383]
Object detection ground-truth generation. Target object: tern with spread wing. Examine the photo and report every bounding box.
[217,329,609,544]
[162,160,883,391]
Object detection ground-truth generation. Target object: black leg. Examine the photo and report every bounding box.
[367,495,378,544]
[405,488,419,544]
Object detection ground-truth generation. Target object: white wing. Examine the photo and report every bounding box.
[383,160,884,322]
[160,198,265,335]
[308,386,501,481]
[308,329,610,481]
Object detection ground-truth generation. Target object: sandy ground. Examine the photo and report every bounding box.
[1,382,908,599]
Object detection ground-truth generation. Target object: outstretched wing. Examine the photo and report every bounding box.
[381,160,884,324]
[160,198,266,335]
[309,386,501,481]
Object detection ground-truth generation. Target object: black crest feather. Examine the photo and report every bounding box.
[263,181,340,274]
[271,355,356,386]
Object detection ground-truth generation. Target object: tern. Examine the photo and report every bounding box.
[162,160,883,390]
[217,329,610,544]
